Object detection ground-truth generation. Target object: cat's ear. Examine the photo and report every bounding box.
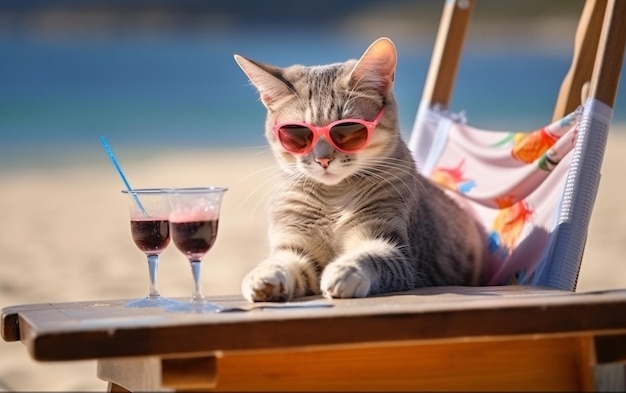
[234,54,294,110]
[349,37,397,94]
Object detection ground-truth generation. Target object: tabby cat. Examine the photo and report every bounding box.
[234,37,486,302]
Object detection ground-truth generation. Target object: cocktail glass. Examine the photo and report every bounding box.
[122,188,180,308]
[165,187,228,313]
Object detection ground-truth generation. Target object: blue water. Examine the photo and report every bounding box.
[1,29,624,165]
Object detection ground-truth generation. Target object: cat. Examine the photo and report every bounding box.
[234,37,486,302]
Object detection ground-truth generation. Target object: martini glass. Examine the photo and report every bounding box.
[165,187,228,313]
[122,188,181,308]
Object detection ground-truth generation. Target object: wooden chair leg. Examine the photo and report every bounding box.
[587,0,626,107]
[107,382,131,393]
[420,0,474,108]
[99,355,219,392]
[553,0,606,120]
[576,336,598,391]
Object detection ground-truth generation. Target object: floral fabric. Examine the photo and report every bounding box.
[409,106,580,285]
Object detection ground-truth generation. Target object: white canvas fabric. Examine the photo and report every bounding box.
[409,98,611,289]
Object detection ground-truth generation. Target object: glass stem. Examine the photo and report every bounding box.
[147,254,161,298]
[190,260,204,302]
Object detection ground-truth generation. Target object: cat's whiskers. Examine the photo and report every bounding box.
[238,166,285,221]
[230,147,278,216]
[281,169,316,197]
[355,168,412,202]
[361,157,418,185]
[265,171,309,215]
[361,156,417,175]
[239,145,273,154]
[250,147,275,157]
[359,157,419,181]
[271,163,306,194]
[274,165,324,208]
[362,157,430,195]
[233,163,280,187]
[252,172,304,222]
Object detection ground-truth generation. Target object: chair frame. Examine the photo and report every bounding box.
[422,0,625,118]
[418,0,625,292]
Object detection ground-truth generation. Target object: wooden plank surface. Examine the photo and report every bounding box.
[3,285,626,362]
[96,335,603,391]
[212,337,590,391]
[98,336,596,391]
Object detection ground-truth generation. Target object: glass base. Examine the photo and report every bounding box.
[163,298,225,313]
[125,296,183,308]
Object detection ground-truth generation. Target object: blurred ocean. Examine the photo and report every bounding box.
[1,27,625,168]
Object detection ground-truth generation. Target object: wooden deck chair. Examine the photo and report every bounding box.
[98,2,623,390]
[409,0,626,291]
[2,1,626,392]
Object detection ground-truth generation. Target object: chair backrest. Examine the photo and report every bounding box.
[409,0,626,290]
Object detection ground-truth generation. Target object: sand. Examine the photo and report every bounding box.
[1,131,626,391]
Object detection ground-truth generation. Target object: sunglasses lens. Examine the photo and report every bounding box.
[329,122,369,151]
[277,125,314,153]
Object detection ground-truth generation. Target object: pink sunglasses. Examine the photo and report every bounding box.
[272,108,385,154]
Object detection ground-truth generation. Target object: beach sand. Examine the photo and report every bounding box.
[1,131,626,391]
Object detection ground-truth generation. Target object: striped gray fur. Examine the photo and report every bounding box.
[235,37,486,301]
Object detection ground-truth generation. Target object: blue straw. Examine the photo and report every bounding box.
[99,136,147,215]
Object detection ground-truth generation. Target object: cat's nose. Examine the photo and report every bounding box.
[315,156,334,169]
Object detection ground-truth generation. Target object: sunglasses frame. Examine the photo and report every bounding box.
[272,108,385,155]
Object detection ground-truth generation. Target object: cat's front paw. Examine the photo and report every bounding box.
[320,263,371,299]
[241,264,293,302]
